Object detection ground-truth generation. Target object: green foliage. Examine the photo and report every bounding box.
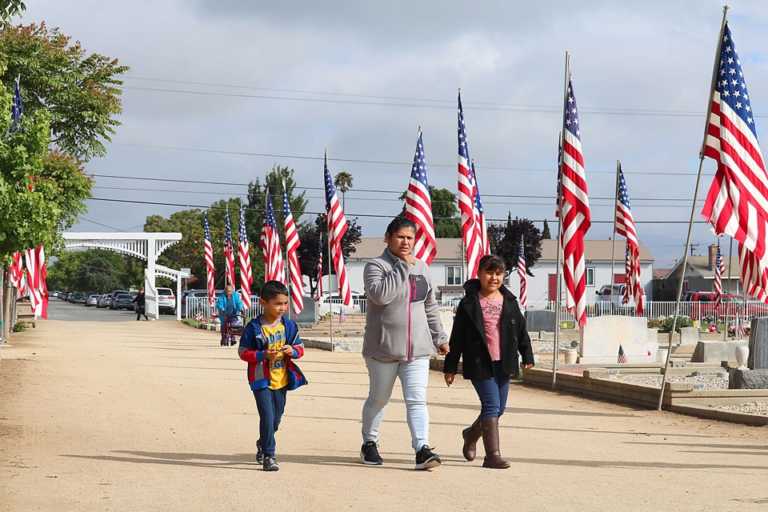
[542,219,551,239]
[12,320,26,332]
[398,186,460,238]
[0,23,129,160]
[47,249,142,292]
[658,315,693,333]
[0,1,24,26]
[297,215,363,294]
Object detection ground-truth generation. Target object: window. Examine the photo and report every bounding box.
[586,267,595,286]
[446,265,463,286]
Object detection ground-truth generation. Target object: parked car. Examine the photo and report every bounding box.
[156,287,176,314]
[111,293,135,310]
[71,292,87,304]
[86,294,100,307]
[97,294,112,308]
[595,284,626,306]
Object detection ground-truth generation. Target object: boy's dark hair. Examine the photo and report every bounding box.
[478,254,506,273]
[385,216,417,236]
[261,280,289,301]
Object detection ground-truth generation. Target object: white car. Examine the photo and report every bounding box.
[156,287,176,314]
[85,294,100,307]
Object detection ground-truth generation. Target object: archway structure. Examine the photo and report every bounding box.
[61,232,183,319]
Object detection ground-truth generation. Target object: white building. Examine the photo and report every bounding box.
[343,238,654,305]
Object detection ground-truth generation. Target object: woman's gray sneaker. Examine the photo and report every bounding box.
[360,441,383,465]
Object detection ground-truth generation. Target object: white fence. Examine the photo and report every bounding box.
[185,296,262,321]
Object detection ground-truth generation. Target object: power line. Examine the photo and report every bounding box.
[86,195,710,224]
[107,143,712,177]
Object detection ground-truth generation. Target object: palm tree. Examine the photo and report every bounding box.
[334,171,353,209]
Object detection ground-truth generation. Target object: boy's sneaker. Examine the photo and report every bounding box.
[263,456,279,472]
[415,445,441,470]
[256,441,263,464]
[360,441,383,465]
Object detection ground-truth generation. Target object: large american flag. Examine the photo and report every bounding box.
[24,247,42,318]
[701,22,768,304]
[615,165,644,314]
[517,235,527,309]
[404,129,436,264]
[472,161,490,256]
[223,208,236,287]
[237,205,253,309]
[283,188,303,314]
[9,251,26,297]
[260,190,284,283]
[37,245,48,319]
[457,92,483,279]
[314,233,324,301]
[203,213,216,309]
[559,78,591,327]
[324,153,352,306]
[714,241,725,310]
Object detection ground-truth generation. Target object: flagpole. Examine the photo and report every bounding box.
[658,5,729,411]
[282,180,292,321]
[609,160,621,316]
[724,237,733,342]
[552,51,570,389]
[327,227,334,345]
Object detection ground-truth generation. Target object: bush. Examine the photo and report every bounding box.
[12,322,26,332]
[658,315,693,333]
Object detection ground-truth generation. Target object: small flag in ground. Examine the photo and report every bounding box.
[238,205,253,310]
[260,189,284,283]
[224,208,236,287]
[617,345,628,364]
[404,128,436,264]
[203,213,216,310]
[517,235,527,309]
[283,187,303,314]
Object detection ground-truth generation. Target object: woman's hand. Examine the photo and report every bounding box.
[444,373,455,387]
[437,343,449,355]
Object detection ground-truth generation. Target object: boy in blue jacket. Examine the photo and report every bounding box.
[238,280,307,472]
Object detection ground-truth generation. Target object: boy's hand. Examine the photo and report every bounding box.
[522,363,534,370]
[265,350,280,361]
[281,345,294,357]
[437,343,449,355]
[444,373,455,387]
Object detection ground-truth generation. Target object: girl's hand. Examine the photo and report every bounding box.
[522,363,534,370]
[444,373,455,387]
[437,343,449,355]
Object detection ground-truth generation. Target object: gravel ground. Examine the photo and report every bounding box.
[604,372,729,390]
[712,401,768,416]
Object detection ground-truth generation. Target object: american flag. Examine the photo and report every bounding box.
[237,205,253,310]
[9,251,26,297]
[560,77,591,327]
[11,75,22,131]
[617,344,628,364]
[324,153,352,306]
[701,22,768,303]
[283,187,303,314]
[314,233,324,301]
[203,213,216,309]
[615,164,644,314]
[37,245,48,319]
[517,235,528,309]
[457,91,483,279]
[260,189,284,283]
[24,247,42,318]
[472,161,490,256]
[404,128,437,264]
[714,241,725,310]
[224,208,236,287]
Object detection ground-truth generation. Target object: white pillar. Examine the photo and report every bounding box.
[146,239,158,319]
[176,275,182,322]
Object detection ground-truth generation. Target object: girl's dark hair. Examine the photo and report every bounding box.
[261,280,289,301]
[385,216,417,236]
[478,254,506,273]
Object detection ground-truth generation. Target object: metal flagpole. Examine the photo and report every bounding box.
[282,180,291,321]
[724,237,733,342]
[658,5,729,411]
[608,160,621,316]
[327,226,334,345]
[552,51,570,389]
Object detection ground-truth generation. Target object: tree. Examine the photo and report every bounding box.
[542,219,552,239]
[398,186,461,238]
[0,23,129,160]
[0,0,25,26]
[47,249,142,292]
[491,213,543,275]
[144,209,207,287]
[297,215,363,295]
[334,171,353,209]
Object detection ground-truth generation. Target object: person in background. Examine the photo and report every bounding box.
[132,288,148,321]
[216,284,244,346]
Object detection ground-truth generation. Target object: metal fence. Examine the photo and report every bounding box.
[185,296,262,321]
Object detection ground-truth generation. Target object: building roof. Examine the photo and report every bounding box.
[348,238,653,262]
[667,255,740,280]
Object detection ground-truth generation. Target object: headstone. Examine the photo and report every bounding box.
[748,317,768,369]
[294,297,318,325]
[526,310,556,332]
[692,339,749,363]
[579,315,658,364]
[679,326,699,347]
[729,368,768,389]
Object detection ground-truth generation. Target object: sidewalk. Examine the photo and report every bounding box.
[2,318,768,511]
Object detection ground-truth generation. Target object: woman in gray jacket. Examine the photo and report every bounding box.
[360,217,449,470]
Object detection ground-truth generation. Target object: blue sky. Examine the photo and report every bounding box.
[19,0,768,267]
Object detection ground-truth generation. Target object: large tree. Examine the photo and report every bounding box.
[297,215,363,295]
[399,186,461,238]
[0,23,129,160]
[489,213,543,275]
[334,171,353,209]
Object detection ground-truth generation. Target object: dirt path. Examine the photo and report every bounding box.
[3,313,768,511]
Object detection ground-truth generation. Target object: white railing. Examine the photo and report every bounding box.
[185,296,262,322]
[317,296,368,315]
[525,300,768,322]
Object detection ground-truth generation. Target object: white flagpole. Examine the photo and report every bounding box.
[658,5,729,411]
[609,161,621,316]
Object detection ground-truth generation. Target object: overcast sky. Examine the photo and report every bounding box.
[19,0,768,267]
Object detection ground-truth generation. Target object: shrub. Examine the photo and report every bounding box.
[659,315,693,333]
